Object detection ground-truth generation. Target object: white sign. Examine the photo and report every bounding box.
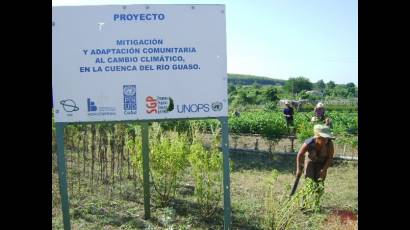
[52,4,227,122]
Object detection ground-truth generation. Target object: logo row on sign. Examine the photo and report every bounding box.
[58,85,223,117]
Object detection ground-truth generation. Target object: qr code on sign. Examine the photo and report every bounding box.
[123,85,136,111]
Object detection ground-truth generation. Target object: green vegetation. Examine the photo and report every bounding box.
[158,111,358,150]
[227,74,357,111]
[284,77,313,95]
[128,124,191,207]
[52,73,358,229]
[188,129,223,219]
[53,146,357,229]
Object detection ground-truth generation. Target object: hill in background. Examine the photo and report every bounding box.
[228,73,286,86]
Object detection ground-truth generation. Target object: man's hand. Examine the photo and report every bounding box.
[319,169,327,179]
[296,169,302,177]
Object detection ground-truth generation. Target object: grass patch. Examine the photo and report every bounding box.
[52,150,357,229]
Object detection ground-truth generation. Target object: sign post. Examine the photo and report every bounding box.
[220,117,231,229]
[141,122,151,219]
[55,123,71,230]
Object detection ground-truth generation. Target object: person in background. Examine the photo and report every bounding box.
[232,109,240,117]
[312,102,332,127]
[283,101,294,134]
[314,102,325,121]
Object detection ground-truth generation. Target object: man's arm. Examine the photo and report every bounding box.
[296,143,308,176]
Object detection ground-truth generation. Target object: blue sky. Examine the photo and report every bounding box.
[53,0,358,84]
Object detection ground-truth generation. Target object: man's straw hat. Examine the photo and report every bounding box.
[314,124,334,139]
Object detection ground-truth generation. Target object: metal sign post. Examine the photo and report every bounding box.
[141,122,151,219]
[220,117,232,229]
[55,122,71,230]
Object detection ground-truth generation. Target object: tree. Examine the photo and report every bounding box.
[333,85,349,97]
[228,85,236,94]
[315,80,326,92]
[346,82,355,88]
[324,81,337,97]
[284,77,313,95]
[236,90,253,105]
[262,86,279,102]
[299,90,309,99]
[345,83,356,97]
[252,81,262,89]
[326,81,336,89]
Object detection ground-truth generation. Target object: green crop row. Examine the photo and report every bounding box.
[160,111,357,138]
[158,111,358,149]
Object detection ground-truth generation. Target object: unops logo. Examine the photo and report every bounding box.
[177,103,210,113]
[146,96,174,114]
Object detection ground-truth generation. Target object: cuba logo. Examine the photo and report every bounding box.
[211,102,223,112]
[146,96,174,114]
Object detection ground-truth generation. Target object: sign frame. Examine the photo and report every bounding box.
[53,4,231,230]
[52,4,228,123]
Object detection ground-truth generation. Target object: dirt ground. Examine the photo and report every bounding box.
[324,209,358,230]
[53,150,358,229]
[201,133,358,158]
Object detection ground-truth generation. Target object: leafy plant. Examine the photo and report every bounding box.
[128,124,190,207]
[188,129,223,219]
[149,126,190,206]
[263,170,299,230]
[296,178,325,213]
